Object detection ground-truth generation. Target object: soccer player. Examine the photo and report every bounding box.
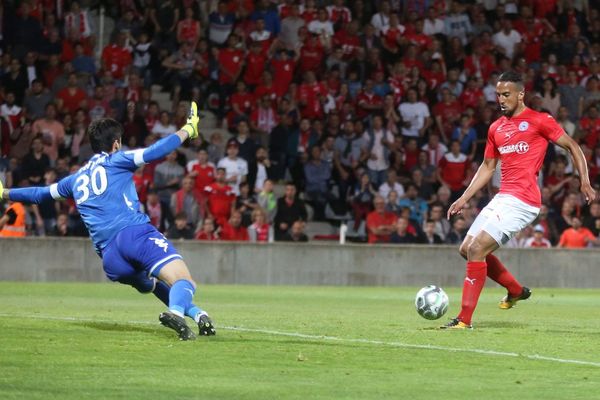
[0,103,215,341]
[442,71,596,329]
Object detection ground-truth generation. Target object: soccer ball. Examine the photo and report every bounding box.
[415,285,449,320]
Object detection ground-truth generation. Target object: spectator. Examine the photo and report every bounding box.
[304,145,332,220]
[333,120,365,196]
[557,216,597,248]
[144,190,166,232]
[398,183,429,226]
[362,115,394,188]
[524,224,552,248]
[196,217,219,241]
[366,195,397,243]
[451,114,477,160]
[187,148,216,194]
[280,5,305,49]
[274,183,307,240]
[21,136,50,186]
[170,175,201,229]
[51,213,74,237]
[32,103,65,165]
[101,32,132,82]
[56,73,88,115]
[23,80,53,121]
[398,87,432,139]
[422,219,444,244]
[378,169,404,200]
[256,179,276,223]
[390,216,419,244]
[208,1,235,45]
[152,111,177,138]
[445,216,467,244]
[204,167,236,228]
[248,208,273,242]
[154,150,184,212]
[437,140,469,200]
[492,18,522,60]
[281,220,309,242]
[161,41,203,107]
[220,211,250,241]
[350,171,376,230]
[370,1,391,36]
[559,70,586,121]
[166,211,195,240]
[444,1,472,46]
[3,58,29,105]
[217,139,248,196]
[248,146,271,193]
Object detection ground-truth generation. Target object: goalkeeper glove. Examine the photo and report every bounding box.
[0,179,4,200]
[181,101,200,140]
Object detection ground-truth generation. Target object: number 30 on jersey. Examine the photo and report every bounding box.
[75,166,108,204]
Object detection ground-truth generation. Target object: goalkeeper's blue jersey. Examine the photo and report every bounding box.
[51,149,149,254]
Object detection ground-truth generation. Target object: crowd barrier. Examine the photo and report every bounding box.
[1,237,599,288]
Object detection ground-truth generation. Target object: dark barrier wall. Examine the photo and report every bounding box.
[1,237,599,288]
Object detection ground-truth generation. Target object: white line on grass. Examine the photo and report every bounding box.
[2,313,600,368]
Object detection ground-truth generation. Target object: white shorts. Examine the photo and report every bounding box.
[467,194,540,246]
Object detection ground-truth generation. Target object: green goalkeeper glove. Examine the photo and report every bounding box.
[181,101,200,140]
[0,179,4,200]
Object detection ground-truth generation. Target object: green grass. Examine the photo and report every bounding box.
[1,283,599,399]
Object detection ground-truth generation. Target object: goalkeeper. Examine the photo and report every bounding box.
[0,103,214,341]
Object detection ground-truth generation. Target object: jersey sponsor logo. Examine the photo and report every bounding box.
[149,237,169,252]
[498,141,530,155]
[518,121,529,131]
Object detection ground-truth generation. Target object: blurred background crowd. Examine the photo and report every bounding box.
[1,0,600,248]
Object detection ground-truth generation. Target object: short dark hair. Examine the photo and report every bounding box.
[497,71,524,90]
[88,118,123,153]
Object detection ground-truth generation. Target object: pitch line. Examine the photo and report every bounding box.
[2,313,600,368]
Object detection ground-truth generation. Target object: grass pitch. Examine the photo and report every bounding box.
[1,282,599,399]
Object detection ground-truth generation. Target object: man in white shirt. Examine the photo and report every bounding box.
[492,18,522,59]
[362,115,394,188]
[308,8,334,37]
[423,6,445,36]
[398,87,431,138]
[217,139,249,195]
[378,169,405,200]
[370,0,391,35]
[421,132,448,167]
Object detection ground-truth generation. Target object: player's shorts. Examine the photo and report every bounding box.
[467,194,540,246]
[101,224,183,292]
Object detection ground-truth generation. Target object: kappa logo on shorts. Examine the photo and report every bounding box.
[149,237,169,252]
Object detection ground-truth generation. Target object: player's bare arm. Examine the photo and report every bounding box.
[447,157,497,219]
[554,133,596,204]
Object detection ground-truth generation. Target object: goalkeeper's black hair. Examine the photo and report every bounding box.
[88,118,123,153]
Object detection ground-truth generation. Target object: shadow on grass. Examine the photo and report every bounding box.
[72,321,161,335]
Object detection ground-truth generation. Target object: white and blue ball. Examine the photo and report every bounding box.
[415,285,449,320]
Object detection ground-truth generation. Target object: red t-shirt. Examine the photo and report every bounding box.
[433,100,463,141]
[271,59,296,96]
[244,52,267,86]
[366,211,398,244]
[580,117,600,149]
[356,91,383,119]
[218,48,244,84]
[101,44,132,79]
[485,108,564,207]
[57,87,88,114]
[438,153,468,191]
[299,40,324,74]
[204,182,235,226]
[459,87,484,109]
[558,227,595,248]
[297,82,327,119]
[254,84,278,104]
[230,92,255,114]
[190,163,216,192]
[332,30,360,58]
[220,223,250,241]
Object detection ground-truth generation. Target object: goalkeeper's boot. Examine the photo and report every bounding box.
[440,317,473,330]
[159,312,197,341]
[197,313,216,336]
[499,286,531,309]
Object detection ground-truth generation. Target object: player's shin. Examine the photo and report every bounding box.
[457,261,487,325]
[168,279,196,317]
[486,254,522,297]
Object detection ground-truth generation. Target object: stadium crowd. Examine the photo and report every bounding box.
[1,0,600,248]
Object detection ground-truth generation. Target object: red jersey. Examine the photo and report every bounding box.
[297,82,327,119]
[230,92,254,114]
[101,44,132,79]
[579,117,600,149]
[218,48,244,84]
[196,231,219,241]
[438,153,468,191]
[204,182,235,226]
[366,211,398,243]
[243,52,267,86]
[356,91,383,119]
[299,40,324,74]
[271,59,295,96]
[332,30,360,58]
[220,223,250,241]
[190,163,216,192]
[485,108,564,207]
[57,87,88,114]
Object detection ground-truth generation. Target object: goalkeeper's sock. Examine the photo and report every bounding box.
[152,279,170,306]
[486,254,522,298]
[168,279,195,318]
[185,304,205,323]
[457,261,487,325]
